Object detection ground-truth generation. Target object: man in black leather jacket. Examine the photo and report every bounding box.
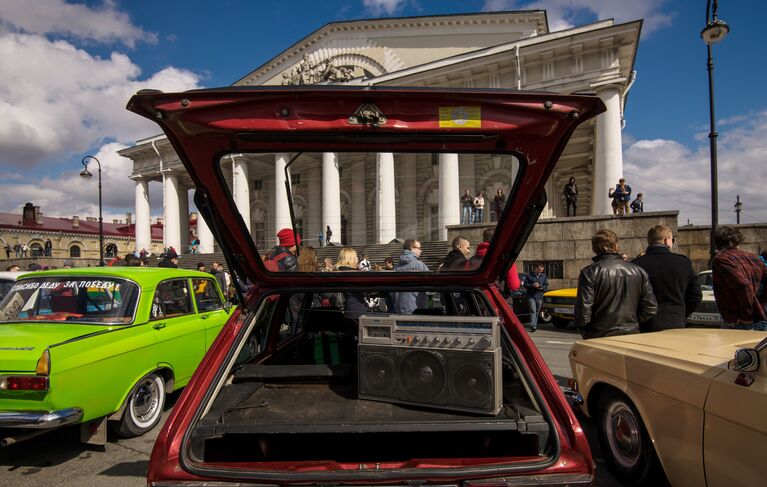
[575,229,657,339]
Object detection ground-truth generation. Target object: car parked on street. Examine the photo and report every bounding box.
[126,86,606,486]
[0,267,230,446]
[569,329,767,486]
[686,270,725,328]
[541,288,576,329]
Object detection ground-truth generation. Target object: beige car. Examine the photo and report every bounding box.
[568,329,767,486]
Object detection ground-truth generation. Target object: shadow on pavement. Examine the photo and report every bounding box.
[100,459,149,477]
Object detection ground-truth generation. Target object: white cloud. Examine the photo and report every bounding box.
[482,0,672,35]
[623,109,767,225]
[0,142,149,218]
[0,32,202,168]
[0,0,157,48]
[363,0,408,16]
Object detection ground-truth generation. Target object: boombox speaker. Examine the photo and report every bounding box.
[359,345,502,415]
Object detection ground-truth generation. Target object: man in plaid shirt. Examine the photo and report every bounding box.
[711,226,767,330]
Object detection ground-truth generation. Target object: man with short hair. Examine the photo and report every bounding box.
[392,239,429,314]
[711,226,767,330]
[613,178,632,215]
[523,263,548,332]
[440,236,471,271]
[210,261,229,297]
[633,225,701,331]
[197,262,206,273]
[630,193,644,213]
[575,229,657,339]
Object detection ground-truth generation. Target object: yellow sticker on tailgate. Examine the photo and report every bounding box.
[439,106,481,128]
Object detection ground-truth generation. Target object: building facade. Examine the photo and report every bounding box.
[119,11,641,251]
[0,203,164,262]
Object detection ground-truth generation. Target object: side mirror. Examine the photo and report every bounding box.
[733,348,760,372]
[223,301,233,313]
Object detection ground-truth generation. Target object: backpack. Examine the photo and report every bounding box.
[264,251,290,272]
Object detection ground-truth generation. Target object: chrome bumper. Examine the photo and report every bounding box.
[0,408,83,429]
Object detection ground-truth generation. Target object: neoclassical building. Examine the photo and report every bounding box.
[119,10,640,252]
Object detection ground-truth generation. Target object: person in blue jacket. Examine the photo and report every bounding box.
[524,263,549,332]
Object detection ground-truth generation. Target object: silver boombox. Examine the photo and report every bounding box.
[358,314,503,415]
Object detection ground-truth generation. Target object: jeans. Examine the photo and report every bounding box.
[462,206,473,224]
[566,200,576,216]
[474,208,483,223]
[528,297,543,329]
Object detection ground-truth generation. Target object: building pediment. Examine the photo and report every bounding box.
[235,11,548,87]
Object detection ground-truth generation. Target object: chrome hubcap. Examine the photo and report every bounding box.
[132,378,160,424]
[605,401,641,469]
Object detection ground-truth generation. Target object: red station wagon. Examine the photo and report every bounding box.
[125,86,605,486]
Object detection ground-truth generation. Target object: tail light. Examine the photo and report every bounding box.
[1,375,50,391]
[0,349,51,391]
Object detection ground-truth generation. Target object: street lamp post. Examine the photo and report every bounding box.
[701,0,729,262]
[80,155,104,266]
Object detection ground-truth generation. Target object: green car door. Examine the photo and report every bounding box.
[149,278,205,386]
[191,277,229,349]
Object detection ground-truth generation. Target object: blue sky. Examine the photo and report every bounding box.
[0,0,765,226]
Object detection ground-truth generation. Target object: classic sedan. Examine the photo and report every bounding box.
[541,288,576,328]
[0,267,230,446]
[569,329,767,486]
[687,270,725,328]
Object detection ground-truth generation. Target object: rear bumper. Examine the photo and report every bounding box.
[0,407,83,429]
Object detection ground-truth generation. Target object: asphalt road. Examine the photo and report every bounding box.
[0,322,625,487]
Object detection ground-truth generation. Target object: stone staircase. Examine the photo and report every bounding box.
[176,240,450,273]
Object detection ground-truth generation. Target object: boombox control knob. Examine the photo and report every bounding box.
[455,337,462,344]
[477,336,492,349]
[443,337,450,344]
[468,338,475,345]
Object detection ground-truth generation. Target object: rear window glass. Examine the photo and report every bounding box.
[0,277,139,324]
[218,151,523,275]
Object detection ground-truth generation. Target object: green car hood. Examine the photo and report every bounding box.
[0,323,110,373]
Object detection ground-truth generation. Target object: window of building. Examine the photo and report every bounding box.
[542,62,554,81]
[253,179,263,190]
[291,173,301,185]
[69,245,81,258]
[253,221,267,250]
[524,260,564,279]
[573,55,583,74]
[30,243,44,257]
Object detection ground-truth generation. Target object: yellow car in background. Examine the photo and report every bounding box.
[541,288,576,329]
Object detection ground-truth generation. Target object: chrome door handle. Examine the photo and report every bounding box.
[200,314,209,320]
[152,322,166,330]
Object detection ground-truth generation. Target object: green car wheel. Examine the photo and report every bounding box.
[113,372,166,438]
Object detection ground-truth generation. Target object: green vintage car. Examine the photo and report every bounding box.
[0,267,230,446]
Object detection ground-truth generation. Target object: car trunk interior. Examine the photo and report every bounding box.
[187,290,552,467]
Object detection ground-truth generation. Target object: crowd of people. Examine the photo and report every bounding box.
[460,188,507,224]
[574,224,766,338]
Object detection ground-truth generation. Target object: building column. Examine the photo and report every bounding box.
[232,156,251,232]
[439,153,460,240]
[399,153,417,238]
[351,159,366,245]
[274,153,292,235]
[591,86,624,215]
[134,178,151,253]
[307,164,322,246]
[322,152,341,244]
[377,152,396,243]
[196,213,214,253]
[163,173,182,252]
